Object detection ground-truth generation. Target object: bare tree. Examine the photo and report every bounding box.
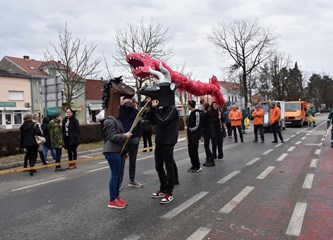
[208,19,277,109]
[113,18,173,108]
[44,24,101,108]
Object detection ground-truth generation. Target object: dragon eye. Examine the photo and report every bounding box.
[141,54,145,58]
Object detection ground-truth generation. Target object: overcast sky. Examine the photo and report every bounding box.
[1,0,333,82]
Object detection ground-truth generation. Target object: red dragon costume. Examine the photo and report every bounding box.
[126,52,226,106]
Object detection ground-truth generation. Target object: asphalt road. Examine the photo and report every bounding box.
[0,113,331,240]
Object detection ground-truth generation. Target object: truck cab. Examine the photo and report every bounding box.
[285,101,308,127]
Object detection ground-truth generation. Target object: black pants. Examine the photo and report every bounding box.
[67,146,77,161]
[203,134,214,161]
[142,127,152,151]
[232,125,243,142]
[254,124,264,141]
[127,137,140,182]
[212,128,223,159]
[226,122,232,137]
[155,144,175,194]
[24,146,38,168]
[188,134,201,169]
[272,122,283,142]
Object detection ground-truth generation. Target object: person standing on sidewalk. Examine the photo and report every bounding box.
[229,105,243,143]
[201,103,215,166]
[186,100,203,172]
[252,105,265,143]
[141,104,153,152]
[223,106,232,138]
[20,113,39,176]
[270,102,284,143]
[62,108,80,170]
[327,108,333,148]
[119,98,143,188]
[41,116,56,162]
[50,113,66,172]
[209,102,224,162]
[32,113,48,165]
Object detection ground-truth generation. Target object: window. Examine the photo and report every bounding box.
[14,111,22,125]
[5,113,12,125]
[8,91,24,101]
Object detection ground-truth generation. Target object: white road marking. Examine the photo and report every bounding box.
[161,192,209,219]
[305,143,322,146]
[245,157,261,166]
[86,166,109,173]
[262,149,274,155]
[310,159,318,168]
[186,227,211,240]
[12,178,66,192]
[217,170,241,184]
[290,135,296,138]
[306,133,310,136]
[287,146,296,152]
[178,137,187,142]
[285,138,290,142]
[286,202,307,236]
[98,161,107,165]
[314,149,321,155]
[277,153,288,162]
[301,137,306,140]
[256,166,275,180]
[122,234,141,240]
[295,141,302,145]
[275,143,283,148]
[302,174,314,189]
[296,132,301,135]
[78,155,93,158]
[219,186,255,214]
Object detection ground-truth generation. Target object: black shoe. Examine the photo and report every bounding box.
[29,170,34,176]
[253,140,258,142]
[235,141,238,143]
[281,140,284,143]
[203,162,215,167]
[241,140,244,143]
[142,150,147,153]
[174,179,180,185]
[261,140,265,143]
[271,140,278,143]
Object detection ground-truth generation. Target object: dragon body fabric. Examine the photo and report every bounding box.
[126,52,226,106]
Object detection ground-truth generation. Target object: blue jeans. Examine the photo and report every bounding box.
[104,153,125,201]
[42,144,56,161]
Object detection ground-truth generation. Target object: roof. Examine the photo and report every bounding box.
[219,81,240,93]
[85,79,106,100]
[0,69,30,78]
[5,56,50,76]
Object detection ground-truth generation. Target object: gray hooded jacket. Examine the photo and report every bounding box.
[103,115,126,153]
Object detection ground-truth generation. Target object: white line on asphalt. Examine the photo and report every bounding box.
[314,149,321,155]
[296,132,301,135]
[219,186,255,214]
[301,137,306,140]
[286,202,307,236]
[122,234,141,240]
[186,227,211,240]
[217,170,241,184]
[98,161,107,164]
[275,143,283,148]
[277,153,288,162]
[245,157,261,166]
[295,141,302,145]
[256,166,275,180]
[305,143,322,146]
[178,137,186,142]
[306,133,310,136]
[302,174,314,189]
[321,138,325,142]
[310,159,318,168]
[161,192,209,219]
[287,146,296,152]
[12,178,66,192]
[262,149,274,155]
[86,166,109,173]
[78,155,93,158]
[290,135,296,138]
[285,138,290,142]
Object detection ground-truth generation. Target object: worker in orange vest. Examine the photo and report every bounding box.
[251,105,265,143]
[228,105,243,143]
[269,102,284,143]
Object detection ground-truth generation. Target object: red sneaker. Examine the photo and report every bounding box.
[117,196,127,206]
[107,199,126,209]
[160,193,173,204]
[151,190,165,199]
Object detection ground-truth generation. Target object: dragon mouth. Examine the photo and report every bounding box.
[127,57,150,78]
[127,57,144,70]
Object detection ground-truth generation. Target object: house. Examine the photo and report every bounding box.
[219,81,245,109]
[0,56,86,123]
[0,69,31,129]
[85,79,105,123]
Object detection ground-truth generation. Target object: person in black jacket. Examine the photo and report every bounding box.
[208,102,224,163]
[41,116,56,162]
[141,104,153,152]
[187,100,203,173]
[20,113,40,176]
[119,98,143,188]
[62,108,80,170]
[201,103,215,166]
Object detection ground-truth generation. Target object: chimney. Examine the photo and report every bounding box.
[23,55,29,60]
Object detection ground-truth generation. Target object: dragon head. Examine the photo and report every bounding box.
[126,52,162,79]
